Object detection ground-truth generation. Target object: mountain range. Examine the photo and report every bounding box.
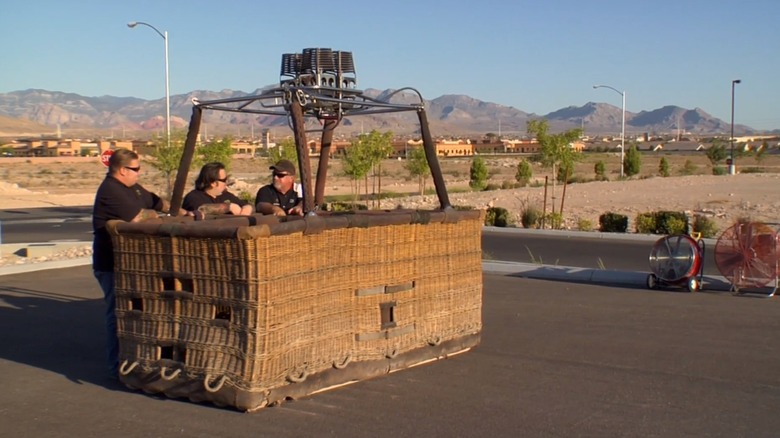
[0,88,765,139]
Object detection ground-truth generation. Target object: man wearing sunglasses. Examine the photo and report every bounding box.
[182,162,253,217]
[254,159,303,216]
[92,148,185,380]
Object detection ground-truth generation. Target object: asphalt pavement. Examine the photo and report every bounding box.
[2,265,780,437]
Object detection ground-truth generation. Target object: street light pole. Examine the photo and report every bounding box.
[593,85,626,178]
[729,79,741,175]
[127,21,170,149]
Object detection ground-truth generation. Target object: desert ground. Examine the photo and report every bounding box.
[1,152,779,235]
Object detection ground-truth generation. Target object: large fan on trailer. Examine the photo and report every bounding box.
[647,234,704,292]
[714,221,779,291]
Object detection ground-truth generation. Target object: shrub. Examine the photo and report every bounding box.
[544,212,564,230]
[594,160,607,181]
[655,211,689,235]
[515,160,532,186]
[680,159,697,175]
[238,190,254,204]
[692,215,718,238]
[635,212,656,234]
[485,207,512,227]
[324,202,368,212]
[740,167,765,174]
[659,157,670,177]
[599,212,628,233]
[624,145,641,177]
[520,205,542,229]
[469,157,488,190]
[577,218,593,231]
[483,183,501,191]
[711,166,727,175]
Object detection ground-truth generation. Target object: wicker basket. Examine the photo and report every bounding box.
[108,209,483,411]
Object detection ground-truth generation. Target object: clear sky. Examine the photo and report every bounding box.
[2,0,778,130]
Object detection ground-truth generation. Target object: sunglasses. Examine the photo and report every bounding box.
[124,166,141,173]
[273,173,289,178]
[217,177,229,183]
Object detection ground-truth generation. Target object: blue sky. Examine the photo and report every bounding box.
[2,0,778,130]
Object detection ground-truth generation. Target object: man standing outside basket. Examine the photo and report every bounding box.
[92,148,183,380]
[255,159,303,216]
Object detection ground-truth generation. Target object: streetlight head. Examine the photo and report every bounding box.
[127,21,137,28]
[733,79,741,84]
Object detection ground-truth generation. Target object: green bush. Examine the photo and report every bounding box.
[515,160,532,186]
[238,190,254,204]
[655,211,689,235]
[520,205,542,229]
[658,157,670,177]
[741,167,765,174]
[680,159,697,175]
[635,212,656,234]
[324,202,368,212]
[599,212,628,233]
[711,166,727,175]
[544,212,564,230]
[692,215,718,238]
[469,156,488,190]
[485,207,512,227]
[483,183,501,191]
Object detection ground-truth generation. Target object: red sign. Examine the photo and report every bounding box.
[100,149,113,167]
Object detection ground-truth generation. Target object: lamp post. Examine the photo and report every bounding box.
[127,21,170,149]
[593,85,626,178]
[729,79,741,175]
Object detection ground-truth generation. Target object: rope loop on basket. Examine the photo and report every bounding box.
[287,365,309,383]
[386,348,399,359]
[428,336,442,346]
[118,360,139,376]
[203,374,227,393]
[160,367,181,381]
[333,354,352,370]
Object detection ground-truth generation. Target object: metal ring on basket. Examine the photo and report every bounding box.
[203,374,227,393]
[428,336,442,346]
[287,366,309,383]
[160,367,181,381]
[333,355,352,370]
[386,348,399,359]
[118,360,139,376]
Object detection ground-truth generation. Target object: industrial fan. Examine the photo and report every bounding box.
[714,221,779,295]
[647,234,705,292]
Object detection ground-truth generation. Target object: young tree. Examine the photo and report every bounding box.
[147,130,192,198]
[594,160,606,181]
[199,136,234,169]
[267,138,298,166]
[404,146,431,195]
[515,159,532,186]
[526,119,583,214]
[359,130,394,207]
[469,156,489,190]
[705,139,727,166]
[659,157,670,177]
[623,144,642,177]
[342,139,372,207]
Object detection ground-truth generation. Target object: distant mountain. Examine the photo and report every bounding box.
[0,88,761,138]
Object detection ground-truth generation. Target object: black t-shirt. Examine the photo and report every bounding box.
[92,176,163,272]
[182,189,248,212]
[255,184,299,214]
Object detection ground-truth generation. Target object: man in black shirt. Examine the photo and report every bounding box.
[255,159,303,216]
[92,148,180,380]
[182,162,253,216]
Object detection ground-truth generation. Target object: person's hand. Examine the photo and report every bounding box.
[228,203,242,215]
[272,206,287,217]
[288,205,304,216]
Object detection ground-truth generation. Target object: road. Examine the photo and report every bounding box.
[2,266,779,437]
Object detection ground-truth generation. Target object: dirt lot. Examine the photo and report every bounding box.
[1,152,779,233]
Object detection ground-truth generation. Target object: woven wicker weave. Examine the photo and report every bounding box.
[109,209,483,410]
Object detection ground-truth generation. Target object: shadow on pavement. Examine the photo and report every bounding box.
[0,281,121,390]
